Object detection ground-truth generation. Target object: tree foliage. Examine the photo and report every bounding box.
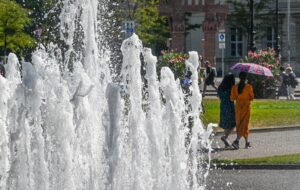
[102,0,170,79]
[226,0,274,41]
[158,51,188,79]
[0,0,35,57]
[15,0,62,48]
[134,0,170,54]
[107,0,169,55]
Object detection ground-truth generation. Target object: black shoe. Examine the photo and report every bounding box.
[221,136,230,148]
[232,140,239,149]
[245,142,252,149]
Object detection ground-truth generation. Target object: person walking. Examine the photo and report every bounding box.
[202,61,217,97]
[286,66,298,100]
[276,66,288,99]
[217,73,236,148]
[230,72,254,149]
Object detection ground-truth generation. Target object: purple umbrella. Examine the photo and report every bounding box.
[230,63,273,77]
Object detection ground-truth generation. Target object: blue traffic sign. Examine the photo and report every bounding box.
[218,33,225,42]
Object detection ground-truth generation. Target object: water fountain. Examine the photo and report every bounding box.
[0,0,212,189]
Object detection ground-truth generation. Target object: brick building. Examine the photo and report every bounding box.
[159,0,300,75]
[158,0,228,66]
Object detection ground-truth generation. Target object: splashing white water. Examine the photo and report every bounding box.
[0,1,213,190]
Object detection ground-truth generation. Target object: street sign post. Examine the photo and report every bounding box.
[219,43,225,49]
[218,33,225,42]
[122,21,135,39]
[218,33,226,49]
[218,32,226,77]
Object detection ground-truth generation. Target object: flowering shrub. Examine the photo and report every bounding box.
[243,48,281,98]
[244,48,280,73]
[158,51,189,79]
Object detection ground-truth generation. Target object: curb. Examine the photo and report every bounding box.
[213,164,300,170]
[248,125,300,133]
[213,125,300,136]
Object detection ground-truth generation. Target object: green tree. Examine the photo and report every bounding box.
[0,0,35,61]
[158,51,188,79]
[226,0,274,49]
[101,0,170,79]
[134,0,170,54]
[106,0,169,55]
[15,0,61,45]
[13,0,62,61]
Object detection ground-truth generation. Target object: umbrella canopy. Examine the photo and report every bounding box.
[230,63,273,77]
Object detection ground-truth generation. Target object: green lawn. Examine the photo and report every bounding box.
[202,99,300,128]
[212,154,300,165]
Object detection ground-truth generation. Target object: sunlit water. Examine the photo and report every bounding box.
[0,0,213,189]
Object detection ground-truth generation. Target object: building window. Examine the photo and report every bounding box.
[267,27,275,48]
[230,28,243,57]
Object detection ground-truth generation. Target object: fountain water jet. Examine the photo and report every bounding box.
[0,1,213,190]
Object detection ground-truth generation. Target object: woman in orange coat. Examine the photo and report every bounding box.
[230,72,254,149]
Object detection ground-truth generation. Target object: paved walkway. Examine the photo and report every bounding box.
[211,127,300,160]
[207,125,300,190]
[206,169,300,190]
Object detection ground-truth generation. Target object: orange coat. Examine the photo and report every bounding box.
[230,84,254,138]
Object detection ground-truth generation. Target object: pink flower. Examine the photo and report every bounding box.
[248,51,254,56]
[253,53,260,58]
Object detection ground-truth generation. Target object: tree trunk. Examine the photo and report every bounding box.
[4,33,7,64]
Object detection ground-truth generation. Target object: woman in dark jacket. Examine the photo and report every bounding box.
[217,73,236,148]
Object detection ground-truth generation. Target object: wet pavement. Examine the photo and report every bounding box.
[206,127,300,190]
[206,169,300,190]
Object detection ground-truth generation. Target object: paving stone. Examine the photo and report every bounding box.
[206,169,300,190]
[212,128,300,160]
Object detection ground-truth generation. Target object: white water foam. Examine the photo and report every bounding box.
[0,1,213,189]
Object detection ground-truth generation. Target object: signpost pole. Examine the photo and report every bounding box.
[218,31,225,78]
[222,48,224,78]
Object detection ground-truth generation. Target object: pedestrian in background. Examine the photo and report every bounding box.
[277,66,288,99]
[286,66,298,100]
[230,72,254,149]
[202,61,217,97]
[217,73,236,148]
